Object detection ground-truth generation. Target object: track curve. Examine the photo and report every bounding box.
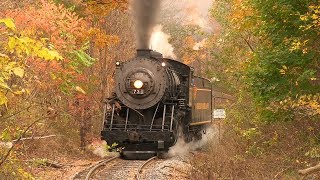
[74,156,162,180]
[85,156,119,180]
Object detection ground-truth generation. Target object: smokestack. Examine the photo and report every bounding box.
[136,49,162,58]
[136,49,152,57]
[132,0,160,49]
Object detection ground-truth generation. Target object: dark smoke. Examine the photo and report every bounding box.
[132,0,160,49]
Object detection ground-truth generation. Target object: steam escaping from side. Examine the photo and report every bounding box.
[193,38,207,50]
[132,0,161,49]
[87,140,119,158]
[167,126,218,157]
[150,25,176,58]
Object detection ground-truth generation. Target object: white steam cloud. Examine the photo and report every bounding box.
[167,126,218,157]
[150,24,176,58]
[87,140,118,158]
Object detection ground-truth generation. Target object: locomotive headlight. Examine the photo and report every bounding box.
[133,80,143,89]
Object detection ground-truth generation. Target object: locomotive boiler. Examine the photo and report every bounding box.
[101,49,213,158]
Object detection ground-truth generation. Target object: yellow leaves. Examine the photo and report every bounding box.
[8,37,16,51]
[38,49,63,61]
[229,0,256,31]
[0,92,8,106]
[75,86,86,94]
[282,65,288,70]
[311,14,319,20]
[300,15,308,21]
[242,128,261,140]
[0,80,10,90]
[13,90,24,95]
[279,69,286,75]
[0,61,26,106]
[279,65,287,75]
[12,67,24,78]
[300,5,320,31]
[0,18,63,107]
[13,89,30,95]
[0,18,16,31]
[47,50,62,60]
[290,40,302,51]
[289,39,308,53]
[7,35,63,61]
[50,73,57,80]
[280,94,320,116]
[0,61,23,89]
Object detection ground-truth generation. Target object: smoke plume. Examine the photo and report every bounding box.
[132,0,161,49]
[150,25,176,58]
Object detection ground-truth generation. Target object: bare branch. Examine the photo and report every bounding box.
[12,134,59,142]
[0,105,33,120]
[0,115,52,167]
[298,163,320,175]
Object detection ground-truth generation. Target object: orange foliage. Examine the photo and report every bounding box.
[4,0,88,51]
[84,0,128,17]
[86,28,119,49]
[181,36,207,65]
[229,0,256,31]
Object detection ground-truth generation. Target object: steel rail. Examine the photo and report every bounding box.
[136,156,157,180]
[85,156,119,180]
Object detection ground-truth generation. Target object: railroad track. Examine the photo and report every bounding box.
[73,156,159,180]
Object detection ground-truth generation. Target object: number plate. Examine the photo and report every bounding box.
[132,89,144,94]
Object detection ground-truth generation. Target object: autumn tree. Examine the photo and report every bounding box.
[202,0,320,178]
[0,17,62,178]
[248,0,319,120]
[0,0,129,177]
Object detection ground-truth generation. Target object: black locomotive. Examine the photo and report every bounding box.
[101,49,213,158]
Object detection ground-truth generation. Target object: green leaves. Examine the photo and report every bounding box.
[244,0,320,120]
[72,50,95,67]
[210,0,320,121]
[0,128,12,142]
[69,49,95,73]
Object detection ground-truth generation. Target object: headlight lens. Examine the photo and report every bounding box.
[133,80,143,89]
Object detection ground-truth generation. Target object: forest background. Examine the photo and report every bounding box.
[0,0,319,179]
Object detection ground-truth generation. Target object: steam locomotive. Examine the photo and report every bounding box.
[101,49,213,158]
